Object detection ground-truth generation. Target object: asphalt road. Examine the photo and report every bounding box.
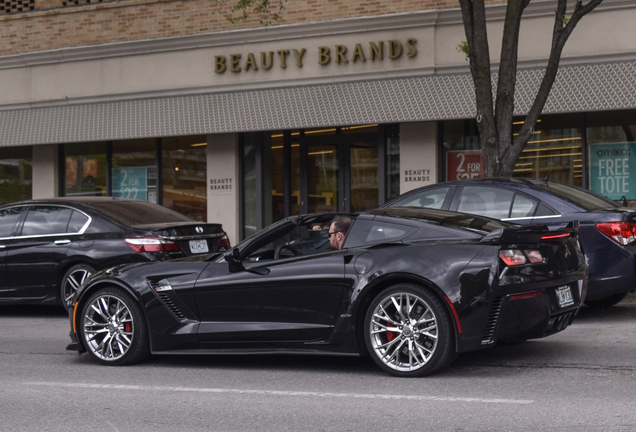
[1,297,636,432]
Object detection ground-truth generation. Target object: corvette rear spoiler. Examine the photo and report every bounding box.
[479,220,579,245]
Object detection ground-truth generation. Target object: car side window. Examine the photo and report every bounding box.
[457,186,514,219]
[535,203,558,217]
[345,220,416,248]
[510,194,538,218]
[67,211,90,233]
[388,187,450,209]
[0,207,24,238]
[22,206,74,236]
[245,221,332,261]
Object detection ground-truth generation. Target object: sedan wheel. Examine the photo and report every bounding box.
[60,264,94,311]
[364,284,456,377]
[80,288,149,366]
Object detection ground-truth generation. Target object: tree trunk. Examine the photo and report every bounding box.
[459,0,605,178]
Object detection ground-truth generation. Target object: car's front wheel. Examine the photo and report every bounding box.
[364,284,456,377]
[79,287,150,366]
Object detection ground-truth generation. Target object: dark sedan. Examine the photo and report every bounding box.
[67,208,586,377]
[0,197,229,310]
[384,178,636,308]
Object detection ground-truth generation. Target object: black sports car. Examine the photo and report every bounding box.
[67,208,586,377]
[0,197,229,310]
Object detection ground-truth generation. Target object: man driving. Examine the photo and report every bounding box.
[328,216,352,250]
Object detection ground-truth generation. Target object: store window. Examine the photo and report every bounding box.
[513,114,583,186]
[0,146,32,205]
[442,115,583,186]
[112,139,157,203]
[64,142,107,197]
[385,124,401,201]
[63,136,207,220]
[241,133,259,239]
[162,136,207,221]
[587,110,636,205]
[242,124,396,240]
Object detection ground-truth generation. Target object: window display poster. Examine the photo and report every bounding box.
[446,150,484,181]
[590,143,634,201]
[113,167,148,201]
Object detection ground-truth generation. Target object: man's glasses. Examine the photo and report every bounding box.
[329,231,343,237]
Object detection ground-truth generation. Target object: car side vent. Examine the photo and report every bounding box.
[156,292,187,321]
[481,297,504,345]
[148,280,186,321]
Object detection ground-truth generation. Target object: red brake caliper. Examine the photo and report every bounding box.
[385,317,396,342]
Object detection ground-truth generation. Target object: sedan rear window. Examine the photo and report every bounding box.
[85,200,193,226]
[538,182,623,211]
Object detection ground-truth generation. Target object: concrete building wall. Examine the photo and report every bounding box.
[31,144,58,198]
[399,122,437,194]
[206,133,239,245]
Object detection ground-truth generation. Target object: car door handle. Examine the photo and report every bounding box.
[54,240,71,245]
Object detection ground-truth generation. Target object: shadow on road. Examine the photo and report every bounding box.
[573,300,636,323]
[132,352,382,376]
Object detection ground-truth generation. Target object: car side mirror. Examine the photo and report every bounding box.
[224,248,243,272]
[224,248,242,263]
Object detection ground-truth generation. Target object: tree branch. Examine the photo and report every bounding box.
[501,0,605,174]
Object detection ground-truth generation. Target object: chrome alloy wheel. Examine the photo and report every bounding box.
[83,294,135,362]
[63,267,92,309]
[368,292,439,372]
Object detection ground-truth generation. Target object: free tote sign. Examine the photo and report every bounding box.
[590,143,634,200]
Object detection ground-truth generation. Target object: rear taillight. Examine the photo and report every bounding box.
[215,234,231,250]
[124,236,180,253]
[596,222,636,246]
[499,249,544,266]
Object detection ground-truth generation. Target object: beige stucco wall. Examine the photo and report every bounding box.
[1,1,634,109]
[206,133,239,245]
[31,144,59,199]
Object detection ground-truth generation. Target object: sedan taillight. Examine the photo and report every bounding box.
[596,222,636,246]
[124,236,180,253]
[214,234,231,250]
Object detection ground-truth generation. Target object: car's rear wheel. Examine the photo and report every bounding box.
[79,287,150,366]
[585,292,628,308]
[60,264,94,311]
[364,284,456,377]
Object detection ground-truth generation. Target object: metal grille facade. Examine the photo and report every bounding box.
[1,60,635,147]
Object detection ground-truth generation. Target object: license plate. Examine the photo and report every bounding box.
[556,285,574,308]
[189,239,209,254]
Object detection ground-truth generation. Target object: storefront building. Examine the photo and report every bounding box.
[0,0,635,243]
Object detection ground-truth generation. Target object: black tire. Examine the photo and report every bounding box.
[60,264,95,311]
[78,287,150,366]
[585,292,628,309]
[364,284,456,377]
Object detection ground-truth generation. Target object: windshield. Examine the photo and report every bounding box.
[537,182,623,211]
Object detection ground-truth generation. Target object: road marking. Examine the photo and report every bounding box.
[26,382,534,405]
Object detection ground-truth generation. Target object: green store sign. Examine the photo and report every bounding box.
[590,143,634,200]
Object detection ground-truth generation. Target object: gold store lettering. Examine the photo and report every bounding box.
[214,38,417,74]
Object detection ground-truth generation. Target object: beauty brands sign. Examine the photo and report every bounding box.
[214,38,418,74]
